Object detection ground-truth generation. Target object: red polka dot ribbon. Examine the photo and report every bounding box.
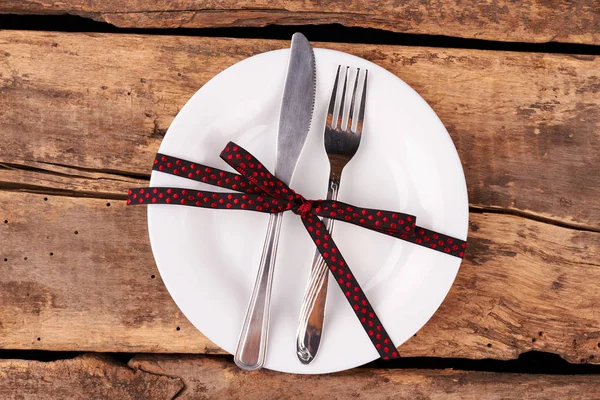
[128,142,467,360]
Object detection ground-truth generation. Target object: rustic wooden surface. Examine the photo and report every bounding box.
[0,22,599,399]
[1,31,598,229]
[1,1,600,45]
[129,354,600,400]
[2,353,598,400]
[0,354,183,399]
[0,31,599,366]
[1,191,598,363]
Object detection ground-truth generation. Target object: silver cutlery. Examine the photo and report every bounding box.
[296,65,368,364]
[234,33,316,371]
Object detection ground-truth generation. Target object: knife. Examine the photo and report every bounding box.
[234,33,316,371]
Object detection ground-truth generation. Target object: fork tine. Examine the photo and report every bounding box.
[326,65,341,129]
[347,68,360,132]
[354,69,368,135]
[335,66,349,130]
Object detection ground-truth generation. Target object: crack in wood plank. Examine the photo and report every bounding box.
[0,161,146,199]
[127,354,600,399]
[2,0,599,45]
[469,206,600,233]
[0,186,128,200]
[1,161,146,182]
[97,8,373,18]
[23,159,151,181]
[1,159,598,233]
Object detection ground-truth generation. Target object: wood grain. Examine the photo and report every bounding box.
[0,31,598,229]
[0,191,223,355]
[1,1,599,45]
[129,354,600,400]
[0,354,183,399]
[1,190,598,364]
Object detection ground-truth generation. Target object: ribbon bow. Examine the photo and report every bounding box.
[128,142,467,360]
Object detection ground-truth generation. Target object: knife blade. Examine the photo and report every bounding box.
[234,33,316,371]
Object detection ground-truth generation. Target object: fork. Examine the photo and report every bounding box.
[296,65,368,364]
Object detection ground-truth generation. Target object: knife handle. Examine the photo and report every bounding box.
[234,212,283,370]
[296,175,339,364]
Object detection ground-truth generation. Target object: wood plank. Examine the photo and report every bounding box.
[0,31,598,228]
[1,190,598,364]
[1,1,599,45]
[0,354,182,399]
[129,354,600,399]
[0,191,223,355]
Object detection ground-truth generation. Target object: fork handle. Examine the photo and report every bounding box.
[234,212,283,370]
[296,175,339,364]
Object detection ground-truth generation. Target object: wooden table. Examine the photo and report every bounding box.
[0,2,599,399]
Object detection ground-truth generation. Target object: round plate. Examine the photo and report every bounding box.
[148,47,468,374]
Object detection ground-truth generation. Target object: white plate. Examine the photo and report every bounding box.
[148,47,468,374]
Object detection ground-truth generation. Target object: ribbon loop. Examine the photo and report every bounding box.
[220,143,300,203]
